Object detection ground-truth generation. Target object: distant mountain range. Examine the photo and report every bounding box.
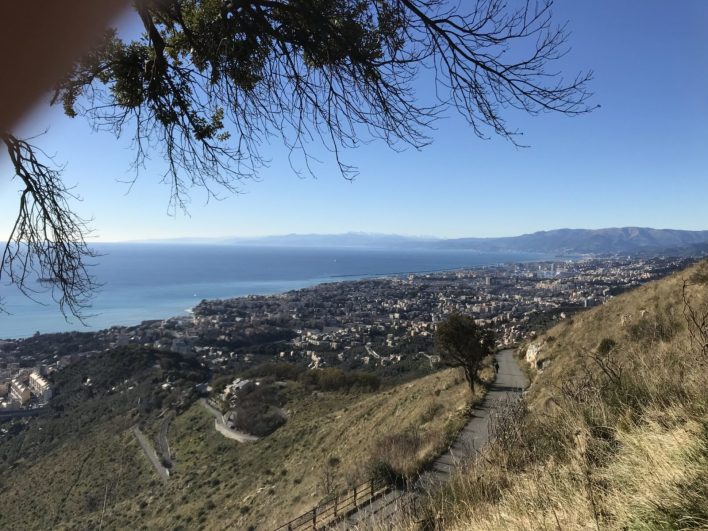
[134,227,708,256]
[436,228,708,255]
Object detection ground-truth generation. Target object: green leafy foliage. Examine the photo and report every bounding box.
[0,347,207,470]
[3,1,594,322]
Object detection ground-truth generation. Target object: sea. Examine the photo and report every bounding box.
[0,244,543,339]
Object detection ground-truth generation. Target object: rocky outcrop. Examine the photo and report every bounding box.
[525,340,545,367]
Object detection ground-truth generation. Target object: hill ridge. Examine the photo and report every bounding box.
[129,227,708,255]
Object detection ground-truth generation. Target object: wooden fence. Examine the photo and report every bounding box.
[272,477,390,531]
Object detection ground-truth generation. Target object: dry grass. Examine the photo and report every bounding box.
[419,405,708,531]
[603,411,708,529]
[398,260,708,531]
[171,367,478,530]
[0,368,475,531]
[526,261,708,412]
[129,368,473,530]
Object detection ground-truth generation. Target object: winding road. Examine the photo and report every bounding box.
[333,348,529,529]
[199,398,259,443]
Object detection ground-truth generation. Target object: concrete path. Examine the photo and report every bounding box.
[132,426,170,482]
[199,398,259,443]
[418,348,528,488]
[157,410,175,465]
[333,348,528,530]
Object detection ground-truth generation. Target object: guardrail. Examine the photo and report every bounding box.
[272,477,389,531]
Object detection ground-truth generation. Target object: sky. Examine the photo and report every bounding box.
[1,1,707,241]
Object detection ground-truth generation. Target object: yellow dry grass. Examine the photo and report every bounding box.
[396,259,708,531]
[526,260,708,412]
[423,407,706,531]
[127,367,477,530]
[0,366,479,531]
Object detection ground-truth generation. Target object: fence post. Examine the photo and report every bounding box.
[370,479,375,500]
[334,495,338,518]
[312,506,317,529]
[353,485,357,508]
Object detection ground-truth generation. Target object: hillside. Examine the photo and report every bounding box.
[0,347,208,529]
[418,260,708,530]
[2,262,706,530]
[0,347,484,529]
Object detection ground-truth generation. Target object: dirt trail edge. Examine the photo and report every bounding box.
[334,348,528,530]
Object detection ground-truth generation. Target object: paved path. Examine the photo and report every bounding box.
[199,399,259,443]
[132,426,170,482]
[157,410,175,465]
[333,349,528,529]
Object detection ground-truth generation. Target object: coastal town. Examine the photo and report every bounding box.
[0,254,694,413]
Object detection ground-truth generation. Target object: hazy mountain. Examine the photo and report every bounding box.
[132,227,708,256]
[134,232,440,248]
[222,232,440,248]
[234,227,708,255]
[437,227,708,255]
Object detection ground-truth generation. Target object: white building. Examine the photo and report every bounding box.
[10,379,31,406]
[28,371,52,401]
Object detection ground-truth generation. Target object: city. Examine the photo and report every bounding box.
[0,255,694,414]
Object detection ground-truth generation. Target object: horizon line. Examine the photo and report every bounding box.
[87,225,708,245]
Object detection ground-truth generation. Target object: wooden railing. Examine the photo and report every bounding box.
[272,477,389,531]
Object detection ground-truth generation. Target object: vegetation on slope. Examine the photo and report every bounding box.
[0,347,208,529]
[0,344,483,530]
[415,260,708,530]
[158,369,475,530]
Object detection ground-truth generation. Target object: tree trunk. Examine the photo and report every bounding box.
[463,366,475,393]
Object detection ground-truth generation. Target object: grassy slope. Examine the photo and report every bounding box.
[527,260,704,411]
[0,347,207,530]
[419,260,708,530]
[0,361,478,530]
[142,369,474,530]
[0,428,155,530]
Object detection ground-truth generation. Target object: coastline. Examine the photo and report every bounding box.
[0,246,546,339]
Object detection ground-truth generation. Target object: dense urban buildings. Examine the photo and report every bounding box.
[0,255,694,412]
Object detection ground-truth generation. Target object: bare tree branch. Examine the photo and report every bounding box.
[2,0,593,318]
[682,279,708,357]
[1,134,98,321]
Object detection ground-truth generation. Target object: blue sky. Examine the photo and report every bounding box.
[1,1,707,241]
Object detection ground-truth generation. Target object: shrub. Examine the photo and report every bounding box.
[299,368,381,393]
[627,309,681,343]
[369,460,402,487]
[369,430,425,484]
[419,401,443,424]
[597,337,616,355]
[245,361,305,381]
[350,372,381,392]
[232,403,286,437]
